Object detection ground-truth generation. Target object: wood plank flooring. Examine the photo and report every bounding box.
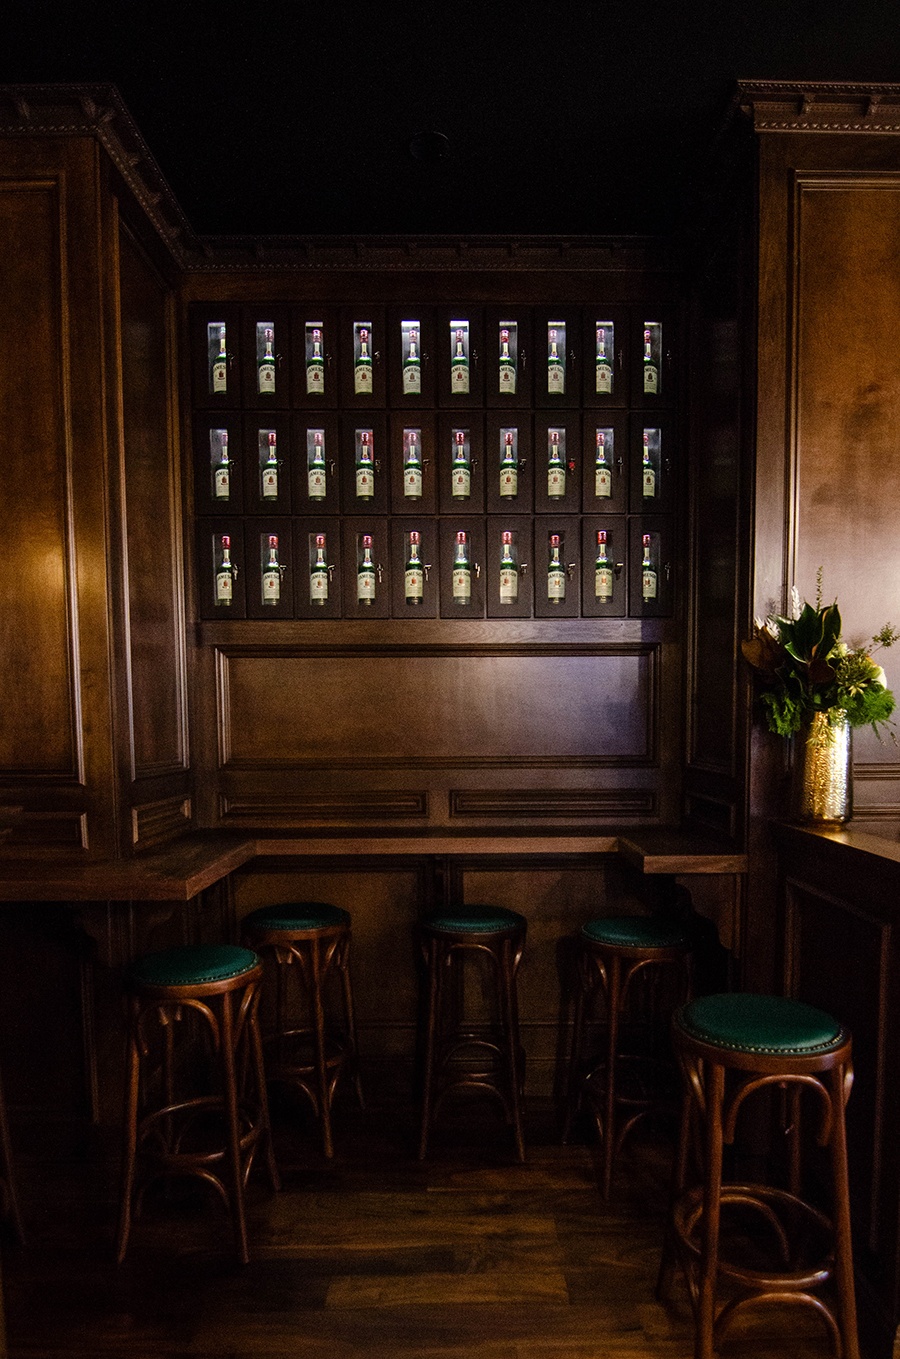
[1,1099,844,1358]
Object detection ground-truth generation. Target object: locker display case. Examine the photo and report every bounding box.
[292,414,340,514]
[390,521,438,617]
[438,518,486,618]
[293,310,338,407]
[581,415,628,514]
[388,309,436,407]
[390,414,437,514]
[198,521,246,618]
[194,414,244,515]
[339,309,387,407]
[294,519,342,619]
[241,307,291,408]
[245,521,293,619]
[486,518,533,619]
[629,517,674,617]
[243,416,291,514]
[581,517,627,618]
[341,518,391,618]
[534,519,580,618]
[534,412,580,514]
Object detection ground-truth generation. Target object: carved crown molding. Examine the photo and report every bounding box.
[735,80,900,133]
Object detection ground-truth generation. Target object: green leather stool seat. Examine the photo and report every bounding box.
[130,943,258,989]
[676,992,845,1056]
[423,905,526,934]
[582,916,690,950]
[243,902,350,932]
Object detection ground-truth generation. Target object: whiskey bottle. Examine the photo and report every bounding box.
[310,533,329,606]
[452,530,471,603]
[355,324,374,394]
[306,325,325,395]
[641,534,657,602]
[547,325,566,395]
[405,531,424,605]
[452,429,471,500]
[258,326,276,395]
[215,534,235,606]
[211,325,228,394]
[642,326,659,395]
[642,432,656,499]
[260,431,279,500]
[355,430,375,500]
[451,325,469,393]
[594,430,612,499]
[357,534,376,605]
[499,327,516,395]
[212,429,230,500]
[499,530,518,604]
[307,430,327,499]
[403,429,423,499]
[403,323,421,395]
[594,530,613,601]
[499,430,518,499]
[262,534,282,606]
[547,533,565,603]
[547,429,566,499]
[595,325,613,395]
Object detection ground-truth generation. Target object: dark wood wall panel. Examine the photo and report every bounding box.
[0,182,76,779]
[219,646,656,767]
[117,223,188,784]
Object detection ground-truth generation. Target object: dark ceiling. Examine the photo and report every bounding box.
[6,1,900,239]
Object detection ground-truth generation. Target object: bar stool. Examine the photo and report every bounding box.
[562,915,692,1197]
[116,944,280,1265]
[418,905,527,1162]
[240,902,363,1158]
[658,992,859,1359]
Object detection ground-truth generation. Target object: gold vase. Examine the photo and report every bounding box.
[790,710,852,825]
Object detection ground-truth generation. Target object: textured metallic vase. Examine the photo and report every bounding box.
[791,710,852,825]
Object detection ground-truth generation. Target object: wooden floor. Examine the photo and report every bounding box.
[2,1097,843,1359]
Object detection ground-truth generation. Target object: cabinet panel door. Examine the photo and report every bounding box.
[388,307,436,407]
[198,518,246,619]
[629,412,676,513]
[582,516,627,618]
[486,516,533,619]
[193,413,244,515]
[292,413,341,515]
[240,306,292,409]
[242,414,292,515]
[485,413,533,514]
[244,518,294,618]
[629,515,674,618]
[338,308,387,407]
[582,307,628,408]
[631,306,678,408]
[437,413,485,514]
[582,411,628,514]
[389,412,437,515]
[390,519,438,618]
[534,516,580,619]
[533,411,581,514]
[342,517,391,619]
[437,308,485,407]
[485,306,533,408]
[339,413,389,515]
[533,309,581,409]
[292,308,339,408]
[439,517,486,619]
[191,304,241,409]
[294,518,342,619]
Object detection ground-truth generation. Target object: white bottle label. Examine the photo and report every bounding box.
[262,569,280,603]
[358,568,376,602]
[453,567,471,601]
[499,566,518,603]
[499,362,516,395]
[547,363,565,395]
[214,465,230,499]
[212,359,227,393]
[451,359,469,393]
[548,567,565,601]
[310,572,328,603]
[258,361,276,395]
[644,363,659,395]
[308,467,326,499]
[596,361,612,394]
[500,466,518,499]
[405,567,423,601]
[403,363,421,395]
[548,466,565,498]
[405,467,423,499]
[215,570,232,603]
[355,362,373,395]
[595,566,613,600]
[452,466,471,499]
[306,362,324,395]
[642,567,657,601]
[262,466,278,499]
[643,466,656,498]
[356,467,374,499]
[595,466,611,498]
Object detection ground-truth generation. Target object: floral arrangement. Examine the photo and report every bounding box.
[742,575,898,739]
